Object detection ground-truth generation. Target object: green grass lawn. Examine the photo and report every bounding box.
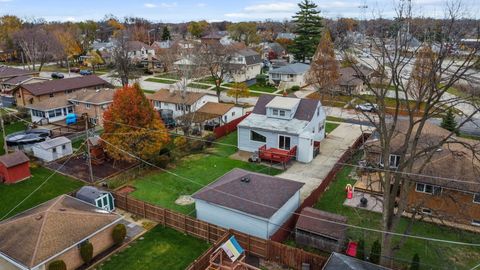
[326,116,346,123]
[0,166,84,220]
[314,153,480,270]
[0,121,27,154]
[249,83,278,93]
[325,122,340,134]
[187,83,212,89]
[145,78,178,84]
[195,76,217,84]
[130,132,282,214]
[155,72,181,80]
[98,226,210,270]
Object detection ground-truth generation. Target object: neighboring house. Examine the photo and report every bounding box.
[0,195,122,270]
[68,88,116,126]
[13,75,110,107]
[147,89,217,118]
[295,207,348,253]
[238,95,326,163]
[0,66,39,93]
[261,42,286,60]
[323,252,391,270]
[276,33,297,40]
[32,137,73,162]
[127,41,156,60]
[229,49,262,84]
[336,66,375,95]
[201,32,223,45]
[26,96,74,125]
[192,168,304,239]
[0,151,30,184]
[178,102,244,128]
[152,40,173,50]
[1,76,50,95]
[269,63,310,89]
[361,121,480,227]
[76,186,115,212]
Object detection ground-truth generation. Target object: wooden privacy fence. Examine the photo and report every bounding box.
[270,132,371,242]
[214,112,250,139]
[113,193,327,270]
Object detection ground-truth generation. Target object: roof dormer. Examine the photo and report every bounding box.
[265,96,300,120]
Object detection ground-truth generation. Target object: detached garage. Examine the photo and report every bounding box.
[0,151,31,184]
[193,168,304,239]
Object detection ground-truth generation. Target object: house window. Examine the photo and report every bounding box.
[62,145,66,150]
[232,111,235,117]
[317,108,319,116]
[421,208,432,215]
[279,135,291,150]
[86,104,91,109]
[318,123,324,133]
[154,101,161,108]
[52,148,57,153]
[68,107,73,113]
[49,93,54,98]
[473,194,480,204]
[65,90,73,94]
[250,131,266,143]
[380,154,401,168]
[279,110,286,117]
[415,183,442,195]
[55,109,62,117]
[272,109,279,116]
[48,110,55,118]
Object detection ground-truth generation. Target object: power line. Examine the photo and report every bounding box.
[101,118,480,187]
[0,139,88,220]
[99,136,480,247]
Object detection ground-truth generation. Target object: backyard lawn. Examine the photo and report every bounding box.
[0,166,84,219]
[325,122,340,134]
[145,78,178,84]
[314,153,480,270]
[98,226,210,270]
[0,121,27,154]
[130,132,282,214]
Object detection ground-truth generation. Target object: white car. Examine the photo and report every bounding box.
[355,103,378,112]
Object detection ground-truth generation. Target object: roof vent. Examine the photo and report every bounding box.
[35,215,43,221]
[240,176,250,183]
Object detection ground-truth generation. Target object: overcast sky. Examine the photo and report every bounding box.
[0,0,479,22]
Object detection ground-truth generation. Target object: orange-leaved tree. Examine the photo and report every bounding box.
[102,84,169,163]
[307,30,339,96]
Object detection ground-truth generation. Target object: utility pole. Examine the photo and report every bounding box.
[1,114,7,153]
[85,118,94,183]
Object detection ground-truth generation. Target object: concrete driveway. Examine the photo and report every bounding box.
[278,123,370,201]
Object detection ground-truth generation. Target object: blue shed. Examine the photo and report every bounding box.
[76,186,115,211]
[192,169,304,239]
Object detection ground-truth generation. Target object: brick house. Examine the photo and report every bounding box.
[0,195,122,270]
[68,88,116,126]
[13,75,111,107]
[361,121,480,227]
[0,151,31,184]
[0,66,39,94]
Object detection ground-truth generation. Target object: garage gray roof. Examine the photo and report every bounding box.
[76,186,109,205]
[192,169,304,219]
[269,63,310,75]
[35,137,71,150]
[323,252,391,270]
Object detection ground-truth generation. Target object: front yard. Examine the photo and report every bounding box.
[145,78,178,84]
[0,166,84,219]
[129,132,282,214]
[314,152,480,270]
[98,226,210,270]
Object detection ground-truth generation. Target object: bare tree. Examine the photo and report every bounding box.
[14,25,60,71]
[330,0,480,267]
[111,30,141,86]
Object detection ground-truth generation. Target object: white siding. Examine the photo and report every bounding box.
[237,127,299,156]
[32,142,73,162]
[221,107,244,124]
[267,191,301,238]
[154,95,218,118]
[195,200,269,239]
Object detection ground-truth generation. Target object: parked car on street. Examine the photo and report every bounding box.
[70,67,80,73]
[355,103,378,112]
[51,72,64,79]
[80,70,93,76]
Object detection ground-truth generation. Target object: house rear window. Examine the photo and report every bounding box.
[473,194,480,204]
[250,131,266,143]
[415,183,441,195]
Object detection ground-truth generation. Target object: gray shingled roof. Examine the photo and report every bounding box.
[76,186,110,205]
[20,76,109,96]
[192,168,304,219]
[35,137,71,150]
[0,66,38,79]
[236,49,262,65]
[252,95,320,122]
[269,63,310,75]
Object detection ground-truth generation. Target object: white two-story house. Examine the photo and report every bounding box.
[126,41,156,60]
[147,89,217,118]
[228,49,262,84]
[268,63,310,90]
[238,95,326,163]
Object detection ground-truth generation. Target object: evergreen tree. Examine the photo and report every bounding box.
[441,109,457,133]
[290,0,323,62]
[370,240,382,264]
[162,26,171,41]
[410,253,420,270]
[356,238,366,261]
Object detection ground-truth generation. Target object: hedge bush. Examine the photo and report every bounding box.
[48,260,66,270]
[112,223,127,245]
[79,241,93,264]
[290,85,300,92]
